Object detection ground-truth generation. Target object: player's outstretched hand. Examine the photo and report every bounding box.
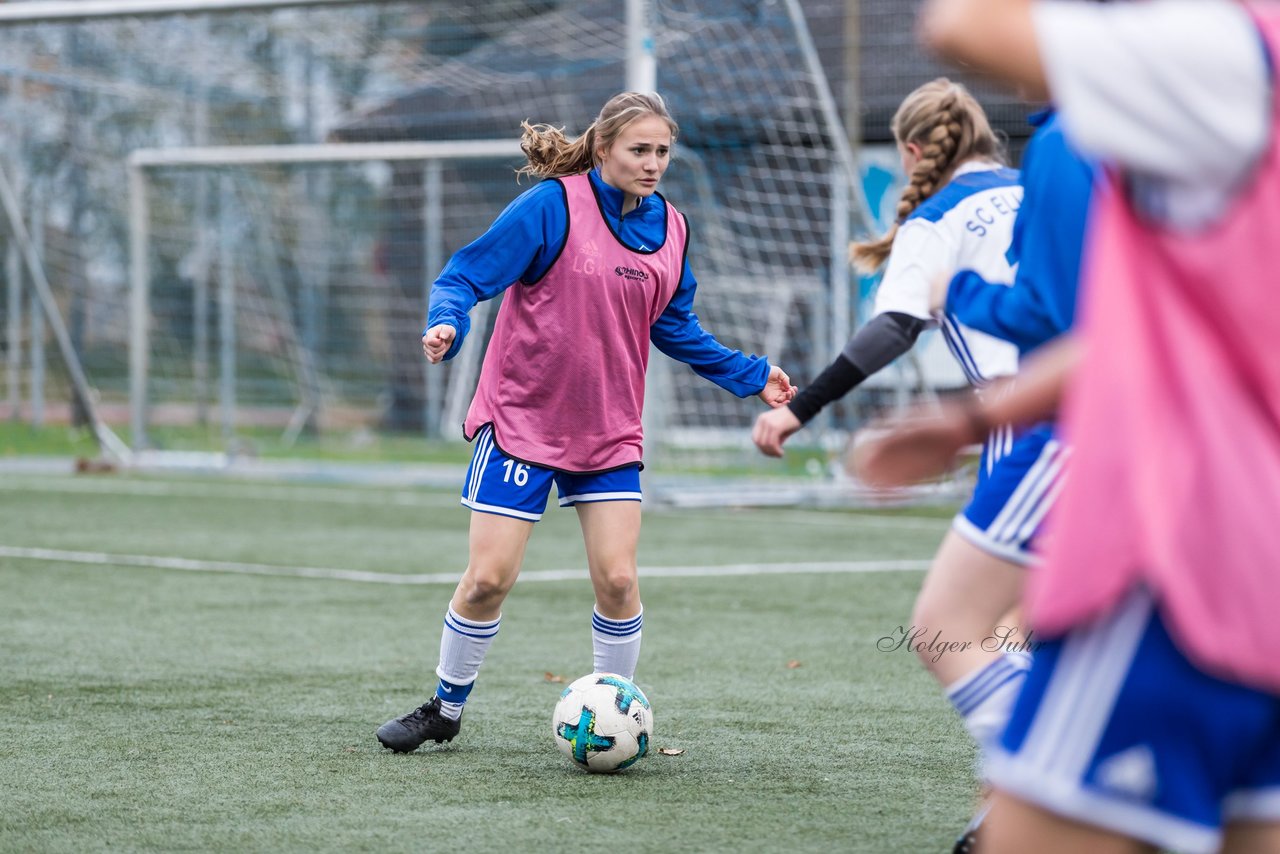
[422,324,456,364]
[753,405,802,458]
[758,365,795,408]
[846,404,977,487]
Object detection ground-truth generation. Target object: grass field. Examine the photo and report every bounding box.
[0,467,978,853]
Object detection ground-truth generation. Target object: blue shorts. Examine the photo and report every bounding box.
[954,423,1067,565]
[987,590,1280,854]
[460,425,642,522]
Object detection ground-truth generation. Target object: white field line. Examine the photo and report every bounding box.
[0,545,929,585]
[0,477,459,507]
[0,477,952,529]
[696,509,951,532]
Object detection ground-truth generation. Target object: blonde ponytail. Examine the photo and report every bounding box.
[517,121,596,180]
[851,78,1002,273]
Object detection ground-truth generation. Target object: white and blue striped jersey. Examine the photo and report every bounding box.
[873,161,1023,386]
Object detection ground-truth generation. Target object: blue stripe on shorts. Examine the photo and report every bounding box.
[956,423,1067,565]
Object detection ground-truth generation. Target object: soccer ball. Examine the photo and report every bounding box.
[551,672,653,773]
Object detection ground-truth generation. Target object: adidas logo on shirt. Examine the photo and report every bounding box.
[572,240,602,275]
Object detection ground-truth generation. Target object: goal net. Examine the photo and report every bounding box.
[0,0,952,500]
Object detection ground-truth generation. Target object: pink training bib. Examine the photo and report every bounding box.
[1028,3,1280,692]
[464,173,686,472]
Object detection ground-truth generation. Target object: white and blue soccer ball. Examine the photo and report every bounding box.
[551,672,653,773]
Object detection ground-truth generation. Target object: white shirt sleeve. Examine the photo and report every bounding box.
[1033,0,1269,191]
[872,220,956,321]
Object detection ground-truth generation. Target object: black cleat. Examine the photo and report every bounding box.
[376,697,462,753]
[952,829,978,854]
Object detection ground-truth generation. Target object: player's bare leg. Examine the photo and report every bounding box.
[912,531,1025,686]
[1222,820,1280,853]
[914,532,1026,851]
[577,500,644,678]
[982,791,1158,854]
[377,512,534,752]
[451,511,535,621]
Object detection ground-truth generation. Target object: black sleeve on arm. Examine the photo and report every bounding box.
[787,355,866,424]
[842,311,927,374]
[786,312,927,425]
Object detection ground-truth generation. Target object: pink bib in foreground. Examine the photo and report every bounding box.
[1029,5,1280,691]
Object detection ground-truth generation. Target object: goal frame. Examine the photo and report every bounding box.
[127,139,523,450]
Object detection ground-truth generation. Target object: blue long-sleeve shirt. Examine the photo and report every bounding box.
[426,168,769,397]
[946,111,1094,355]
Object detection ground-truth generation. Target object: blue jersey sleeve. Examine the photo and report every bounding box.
[650,258,771,397]
[425,180,568,361]
[946,112,1092,355]
[946,269,1066,354]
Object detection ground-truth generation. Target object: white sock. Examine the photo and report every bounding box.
[945,652,1032,749]
[591,606,643,679]
[434,607,500,720]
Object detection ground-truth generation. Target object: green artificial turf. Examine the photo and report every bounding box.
[0,473,975,853]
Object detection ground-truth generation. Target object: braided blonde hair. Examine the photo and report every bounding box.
[516,92,679,181]
[851,78,1003,273]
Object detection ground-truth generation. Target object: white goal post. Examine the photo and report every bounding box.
[0,0,397,22]
[127,139,522,449]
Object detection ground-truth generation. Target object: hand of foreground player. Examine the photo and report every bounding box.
[752,404,802,458]
[846,404,978,487]
[853,337,1080,486]
[422,324,456,363]
[758,365,795,408]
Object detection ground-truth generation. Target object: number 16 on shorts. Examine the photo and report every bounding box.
[461,425,557,521]
[502,459,530,487]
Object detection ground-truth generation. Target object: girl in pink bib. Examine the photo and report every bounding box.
[376,92,794,754]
